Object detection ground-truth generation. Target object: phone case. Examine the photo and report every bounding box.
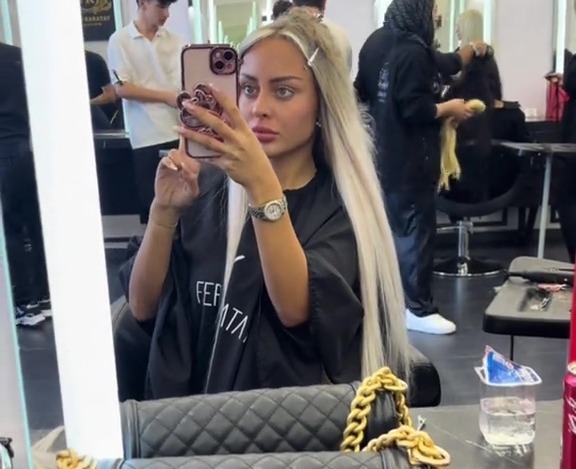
[179,44,239,158]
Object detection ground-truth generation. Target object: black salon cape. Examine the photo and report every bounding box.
[118,166,364,399]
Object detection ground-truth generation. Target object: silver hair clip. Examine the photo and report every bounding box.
[307,47,319,67]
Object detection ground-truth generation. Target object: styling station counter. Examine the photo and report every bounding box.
[93,131,139,217]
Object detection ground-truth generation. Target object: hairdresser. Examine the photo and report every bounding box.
[355,0,475,335]
[551,0,576,262]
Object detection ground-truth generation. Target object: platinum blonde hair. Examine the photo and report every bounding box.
[457,9,484,45]
[223,10,410,379]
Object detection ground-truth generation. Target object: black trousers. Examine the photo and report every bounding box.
[132,140,179,224]
[555,157,576,263]
[384,188,438,318]
[0,141,49,306]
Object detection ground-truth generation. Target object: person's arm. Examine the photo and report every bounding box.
[393,47,443,124]
[90,84,116,106]
[457,42,491,67]
[244,178,311,328]
[393,47,472,123]
[127,202,180,321]
[435,50,463,77]
[107,36,178,107]
[89,52,118,106]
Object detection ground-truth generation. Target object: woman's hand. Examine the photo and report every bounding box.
[175,84,280,202]
[153,138,202,213]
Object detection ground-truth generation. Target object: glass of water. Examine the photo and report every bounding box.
[474,366,542,447]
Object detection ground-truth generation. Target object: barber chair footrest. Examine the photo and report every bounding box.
[434,256,503,277]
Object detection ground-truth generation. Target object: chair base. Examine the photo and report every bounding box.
[434,256,504,278]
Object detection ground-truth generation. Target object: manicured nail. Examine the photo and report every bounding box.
[209,83,220,92]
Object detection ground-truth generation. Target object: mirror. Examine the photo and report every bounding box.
[556,0,575,73]
[435,0,493,53]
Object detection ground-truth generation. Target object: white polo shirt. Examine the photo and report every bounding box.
[107,22,183,149]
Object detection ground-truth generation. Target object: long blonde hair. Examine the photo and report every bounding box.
[223,10,410,379]
[457,9,484,45]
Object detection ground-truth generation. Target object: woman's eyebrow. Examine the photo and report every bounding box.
[240,73,303,83]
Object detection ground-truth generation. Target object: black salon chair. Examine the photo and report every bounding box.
[434,143,524,277]
[111,296,442,407]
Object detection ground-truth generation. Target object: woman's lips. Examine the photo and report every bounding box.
[252,126,279,143]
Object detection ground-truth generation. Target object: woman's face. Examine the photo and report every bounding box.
[238,37,319,160]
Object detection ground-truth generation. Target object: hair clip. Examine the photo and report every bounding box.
[307,47,319,67]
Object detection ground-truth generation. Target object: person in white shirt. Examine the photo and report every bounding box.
[292,0,352,72]
[108,0,183,223]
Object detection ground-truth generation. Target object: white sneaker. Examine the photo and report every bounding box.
[406,310,456,335]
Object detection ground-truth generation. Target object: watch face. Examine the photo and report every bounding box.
[264,201,283,220]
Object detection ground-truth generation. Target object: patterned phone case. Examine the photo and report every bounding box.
[179,44,239,158]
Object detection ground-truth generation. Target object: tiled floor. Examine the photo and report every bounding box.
[12,231,571,435]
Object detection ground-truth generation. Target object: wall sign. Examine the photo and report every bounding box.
[81,0,116,42]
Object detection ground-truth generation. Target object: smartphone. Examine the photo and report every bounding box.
[179,44,239,158]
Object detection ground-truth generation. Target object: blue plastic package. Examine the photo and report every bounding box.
[482,346,538,385]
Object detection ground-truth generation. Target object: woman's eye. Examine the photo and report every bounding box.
[276,87,294,99]
[241,84,257,96]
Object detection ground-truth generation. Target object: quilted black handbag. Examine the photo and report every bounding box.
[120,382,398,458]
[56,369,450,469]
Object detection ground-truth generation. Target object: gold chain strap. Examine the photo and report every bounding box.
[55,449,96,469]
[341,367,451,469]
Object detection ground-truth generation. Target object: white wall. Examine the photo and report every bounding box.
[324,0,378,76]
[494,0,554,116]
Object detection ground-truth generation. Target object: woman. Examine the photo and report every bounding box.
[445,9,495,203]
[448,10,531,202]
[357,0,472,335]
[555,39,576,262]
[120,10,410,398]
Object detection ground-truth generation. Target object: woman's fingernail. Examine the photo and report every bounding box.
[209,83,220,92]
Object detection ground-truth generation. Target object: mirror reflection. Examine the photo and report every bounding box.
[0,1,573,468]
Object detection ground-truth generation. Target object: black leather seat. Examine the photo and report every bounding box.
[110,297,442,407]
[435,143,524,277]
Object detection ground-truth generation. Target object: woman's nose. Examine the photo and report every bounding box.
[251,92,272,117]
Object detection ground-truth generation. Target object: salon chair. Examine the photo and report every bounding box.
[434,142,524,277]
[110,296,442,407]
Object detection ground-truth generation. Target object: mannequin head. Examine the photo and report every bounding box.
[456,9,484,45]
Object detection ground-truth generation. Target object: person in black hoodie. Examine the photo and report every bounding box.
[355,0,473,335]
[554,48,576,262]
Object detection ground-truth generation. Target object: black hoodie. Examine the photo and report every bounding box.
[355,0,443,193]
[0,43,29,144]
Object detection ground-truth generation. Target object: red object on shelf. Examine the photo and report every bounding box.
[546,81,568,122]
[570,263,576,363]
[561,363,576,469]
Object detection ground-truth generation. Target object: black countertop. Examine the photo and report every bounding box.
[93,130,130,150]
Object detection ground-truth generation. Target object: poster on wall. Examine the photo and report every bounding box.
[81,0,116,42]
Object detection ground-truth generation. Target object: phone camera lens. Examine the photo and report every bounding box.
[214,60,225,70]
[223,50,234,61]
